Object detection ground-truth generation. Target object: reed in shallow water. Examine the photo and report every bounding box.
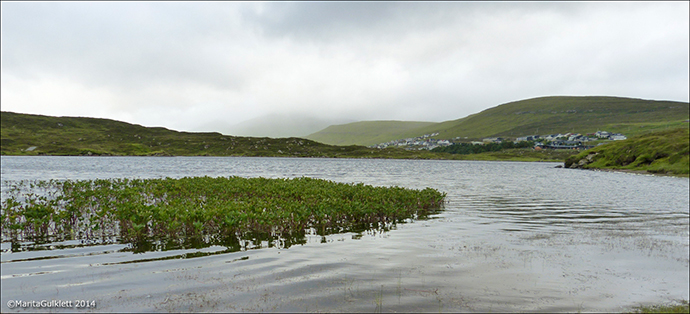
[1,176,445,251]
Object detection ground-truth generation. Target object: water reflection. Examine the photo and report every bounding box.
[2,218,431,257]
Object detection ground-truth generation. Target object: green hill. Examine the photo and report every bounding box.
[415,96,689,139]
[307,96,689,146]
[305,120,436,146]
[0,112,440,159]
[564,128,689,176]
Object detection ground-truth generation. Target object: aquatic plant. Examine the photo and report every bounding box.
[1,176,445,252]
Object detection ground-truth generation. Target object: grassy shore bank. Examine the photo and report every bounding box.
[565,128,689,177]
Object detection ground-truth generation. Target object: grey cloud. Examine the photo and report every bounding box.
[1,2,687,134]
[243,2,407,42]
[2,2,252,90]
[242,2,593,43]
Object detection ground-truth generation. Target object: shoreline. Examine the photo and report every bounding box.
[580,167,688,178]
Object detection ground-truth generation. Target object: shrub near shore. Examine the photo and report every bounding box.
[1,176,446,252]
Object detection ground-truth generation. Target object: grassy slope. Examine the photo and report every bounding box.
[565,128,690,176]
[428,96,689,140]
[305,120,436,146]
[0,111,451,159]
[308,96,689,145]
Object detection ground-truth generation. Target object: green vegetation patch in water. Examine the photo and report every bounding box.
[1,177,445,252]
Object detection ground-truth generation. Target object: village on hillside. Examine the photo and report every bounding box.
[370,131,627,151]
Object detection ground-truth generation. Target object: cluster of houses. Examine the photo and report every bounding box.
[371,130,627,151]
[520,131,627,150]
[370,133,453,150]
[515,131,627,143]
[486,131,628,150]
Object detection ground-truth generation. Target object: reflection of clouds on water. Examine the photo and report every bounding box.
[0,156,688,312]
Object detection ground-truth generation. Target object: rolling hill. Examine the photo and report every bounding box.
[306,96,689,146]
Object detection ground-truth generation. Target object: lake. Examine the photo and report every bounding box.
[1,156,688,312]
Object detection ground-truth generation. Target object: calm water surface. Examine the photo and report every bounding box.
[1,156,688,312]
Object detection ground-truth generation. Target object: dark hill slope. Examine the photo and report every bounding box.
[0,111,437,159]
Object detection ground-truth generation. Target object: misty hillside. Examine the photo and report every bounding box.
[218,114,354,138]
[305,121,436,146]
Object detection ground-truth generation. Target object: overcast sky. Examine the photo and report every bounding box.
[2,1,688,134]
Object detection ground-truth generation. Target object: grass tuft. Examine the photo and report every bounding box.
[629,300,690,313]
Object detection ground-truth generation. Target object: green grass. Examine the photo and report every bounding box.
[604,120,690,138]
[565,128,689,176]
[1,176,446,252]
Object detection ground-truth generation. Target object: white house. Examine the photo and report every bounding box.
[610,134,627,140]
[595,131,611,139]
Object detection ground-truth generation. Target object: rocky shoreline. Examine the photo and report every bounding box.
[564,152,598,169]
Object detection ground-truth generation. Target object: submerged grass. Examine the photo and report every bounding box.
[1,176,445,252]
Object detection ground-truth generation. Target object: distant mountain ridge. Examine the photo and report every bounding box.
[217,113,354,138]
[306,96,689,146]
